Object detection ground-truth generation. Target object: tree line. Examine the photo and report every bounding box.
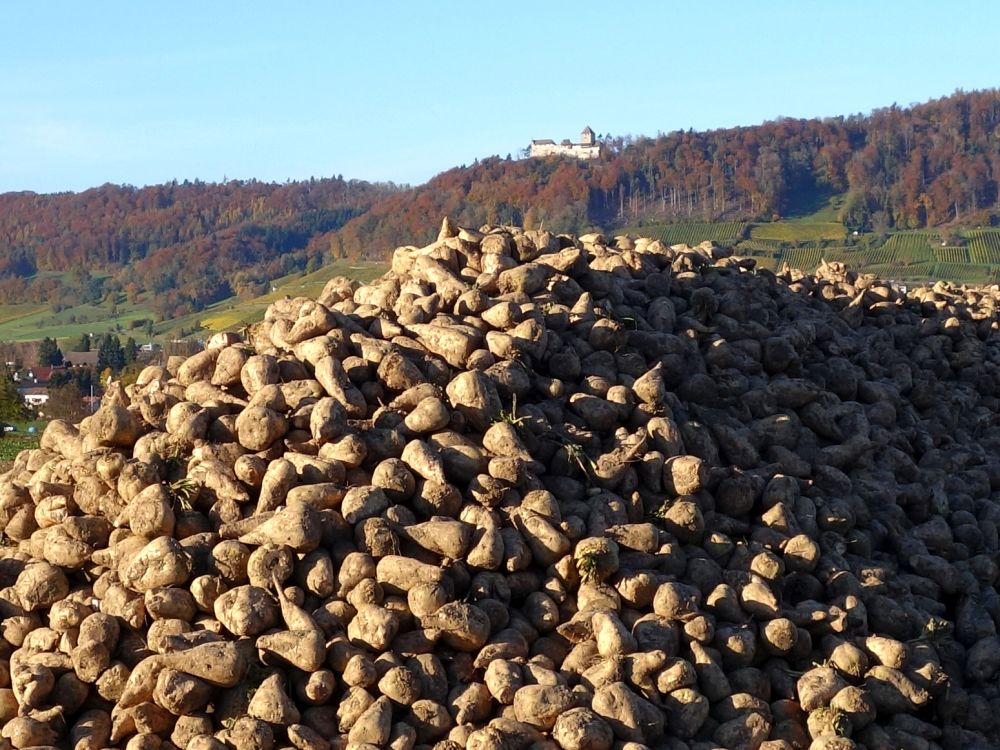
[0,177,397,314]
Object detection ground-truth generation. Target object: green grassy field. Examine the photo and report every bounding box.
[0,301,157,342]
[0,304,47,325]
[787,198,843,224]
[0,434,40,463]
[815,247,859,264]
[749,222,847,243]
[623,222,747,246]
[0,260,386,345]
[862,261,938,280]
[737,239,784,254]
[749,255,781,271]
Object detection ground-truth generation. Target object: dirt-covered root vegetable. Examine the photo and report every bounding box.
[238,499,322,552]
[483,659,523,705]
[87,393,146,448]
[248,672,300,725]
[652,581,702,620]
[285,722,331,750]
[2,715,60,747]
[824,686,873,734]
[348,603,401,651]
[404,397,451,433]
[863,666,931,714]
[7,221,1000,748]
[663,687,709,739]
[591,681,665,744]
[513,510,569,566]
[510,684,579,731]
[421,602,491,652]
[375,555,445,593]
[341,485,391,525]
[153,668,213,715]
[797,666,850,713]
[400,517,474,559]
[573,536,619,583]
[551,707,615,750]
[213,585,279,637]
[120,536,192,592]
[70,709,113,750]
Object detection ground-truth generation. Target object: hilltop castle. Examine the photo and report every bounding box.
[529,126,601,160]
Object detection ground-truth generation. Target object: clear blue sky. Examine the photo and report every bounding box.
[3,1,999,194]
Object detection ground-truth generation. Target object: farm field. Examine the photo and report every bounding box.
[623,222,746,245]
[749,222,846,243]
[931,262,1000,283]
[0,260,385,346]
[725,229,999,283]
[737,239,784,253]
[780,247,825,270]
[0,434,40,464]
[965,230,1000,265]
[872,233,935,264]
[0,300,157,343]
[0,304,47,325]
[744,254,781,271]
[935,247,969,263]
[616,220,1000,286]
[733,245,861,273]
[863,261,937,280]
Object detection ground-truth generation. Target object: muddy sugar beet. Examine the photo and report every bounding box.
[2,217,1000,750]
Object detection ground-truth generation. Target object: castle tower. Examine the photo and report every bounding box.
[580,126,595,146]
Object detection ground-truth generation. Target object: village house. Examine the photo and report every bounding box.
[17,366,58,386]
[14,366,59,410]
[64,351,99,368]
[529,126,601,160]
[19,386,49,409]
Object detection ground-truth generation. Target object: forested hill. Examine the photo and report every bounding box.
[3,88,1000,317]
[0,178,400,318]
[318,88,1000,258]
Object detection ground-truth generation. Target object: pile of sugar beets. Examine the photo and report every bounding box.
[2,219,1000,750]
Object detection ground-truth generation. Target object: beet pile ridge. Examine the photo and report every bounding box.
[1,218,1000,750]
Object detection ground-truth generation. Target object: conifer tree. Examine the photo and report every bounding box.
[96,335,125,373]
[0,367,25,421]
[37,337,63,367]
